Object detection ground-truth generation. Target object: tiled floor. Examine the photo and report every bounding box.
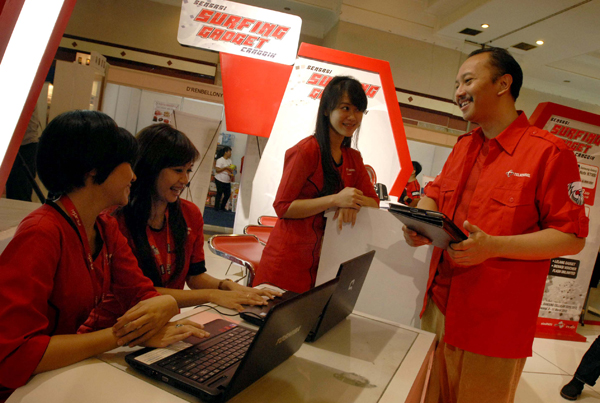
[202,238,600,402]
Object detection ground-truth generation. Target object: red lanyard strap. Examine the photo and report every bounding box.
[59,195,111,306]
[146,209,172,277]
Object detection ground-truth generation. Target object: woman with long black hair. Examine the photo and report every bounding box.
[254,76,380,293]
[108,124,278,313]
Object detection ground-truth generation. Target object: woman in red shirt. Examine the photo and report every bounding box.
[255,76,380,293]
[111,124,278,313]
[0,111,206,399]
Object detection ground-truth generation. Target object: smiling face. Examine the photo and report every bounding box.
[328,93,364,139]
[154,162,193,204]
[455,52,504,125]
[100,162,136,207]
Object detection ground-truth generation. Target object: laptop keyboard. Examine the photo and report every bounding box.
[157,326,255,384]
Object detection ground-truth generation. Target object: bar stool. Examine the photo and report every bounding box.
[208,234,264,287]
[257,215,278,227]
[243,224,273,245]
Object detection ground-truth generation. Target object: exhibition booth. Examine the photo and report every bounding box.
[1,0,600,402]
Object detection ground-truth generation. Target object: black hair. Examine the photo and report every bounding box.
[217,145,232,159]
[412,161,422,176]
[314,76,368,196]
[37,110,137,196]
[122,123,200,286]
[468,47,523,100]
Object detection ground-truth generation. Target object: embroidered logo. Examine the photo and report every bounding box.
[568,181,584,206]
[506,170,531,178]
[346,168,355,175]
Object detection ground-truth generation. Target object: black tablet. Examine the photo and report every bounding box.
[389,203,467,249]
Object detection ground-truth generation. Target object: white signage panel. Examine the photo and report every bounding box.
[178,0,301,65]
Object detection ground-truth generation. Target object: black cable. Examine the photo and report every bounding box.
[192,304,241,316]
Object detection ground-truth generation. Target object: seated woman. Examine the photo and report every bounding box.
[255,76,380,293]
[111,123,279,312]
[0,111,206,399]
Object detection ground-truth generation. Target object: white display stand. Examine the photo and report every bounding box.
[316,207,432,328]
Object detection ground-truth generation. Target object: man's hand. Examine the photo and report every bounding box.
[402,225,432,247]
[447,221,496,266]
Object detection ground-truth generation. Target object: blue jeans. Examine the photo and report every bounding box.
[575,335,600,386]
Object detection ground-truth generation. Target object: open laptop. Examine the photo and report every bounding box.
[125,277,339,402]
[240,251,375,342]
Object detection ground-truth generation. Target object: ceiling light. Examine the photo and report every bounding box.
[536,40,544,45]
[481,24,489,29]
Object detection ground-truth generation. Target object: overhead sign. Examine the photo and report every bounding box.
[178,0,301,65]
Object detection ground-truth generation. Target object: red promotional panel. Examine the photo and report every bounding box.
[220,53,292,139]
[530,102,600,342]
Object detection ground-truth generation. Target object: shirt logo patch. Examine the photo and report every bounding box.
[568,181,584,206]
[346,168,355,175]
[506,170,531,178]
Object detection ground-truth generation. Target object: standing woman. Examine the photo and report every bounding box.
[111,124,278,313]
[214,146,233,211]
[0,111,205,399]
[254,76,380,293]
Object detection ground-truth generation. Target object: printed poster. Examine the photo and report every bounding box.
[532,105,600,341]
[152,101,180,126]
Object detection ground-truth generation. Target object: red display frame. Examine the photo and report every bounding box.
[220,43,411,196]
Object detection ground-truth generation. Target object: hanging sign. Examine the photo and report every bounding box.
[530,102,600,342]
[178,0,301,65]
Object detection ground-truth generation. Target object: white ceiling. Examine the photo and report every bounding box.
[153,0,600,106]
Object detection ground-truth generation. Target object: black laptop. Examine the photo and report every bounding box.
[306,250,375,342]
[240,251,375,342]
[125,277,339,402]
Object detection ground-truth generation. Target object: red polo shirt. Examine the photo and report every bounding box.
[423,112,588,358]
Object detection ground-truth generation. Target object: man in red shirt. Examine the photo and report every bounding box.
[401,161,422,207]
[403,47,588,402]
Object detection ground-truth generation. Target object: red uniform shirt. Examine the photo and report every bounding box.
[0,203,158,391]
[423,112,588,358]
[87,200,207,330]
[255,136,379,293]
[115,199,207,289]
[405,180,421,200]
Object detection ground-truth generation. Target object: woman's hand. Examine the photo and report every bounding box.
[112,295,179,347]
[210,290,268,312]
[402,225,432,247]
[143,320,210,348]
[333,187,364,210]
[223,280,282,299]
[333,207,359,230]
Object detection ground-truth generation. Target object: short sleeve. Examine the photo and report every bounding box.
[537,148,589,237]
[0,222,57,389]
[273,141,319,217]
[186,202,206,275]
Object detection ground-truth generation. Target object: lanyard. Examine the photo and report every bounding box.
[59,195,111,309]
[146,209,172,279]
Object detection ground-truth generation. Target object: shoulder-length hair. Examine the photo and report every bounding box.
[314,76,368,196]
[37,110,137,196]
[122,123,199,286]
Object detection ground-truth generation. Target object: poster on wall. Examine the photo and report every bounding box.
[152,101,180,125]
[178,0,301,65]
[530,102,600,342]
